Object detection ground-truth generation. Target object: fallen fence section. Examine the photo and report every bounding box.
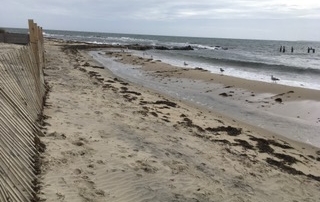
[0,33,30,45]
[0,19,45,202]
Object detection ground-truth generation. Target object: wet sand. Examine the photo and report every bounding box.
[91,50,320,148]
[37,39,320,202]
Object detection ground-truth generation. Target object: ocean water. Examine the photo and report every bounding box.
[6,28,320,89]
[41,29,320,90]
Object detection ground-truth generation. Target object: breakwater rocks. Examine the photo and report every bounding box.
[61,41,194,51]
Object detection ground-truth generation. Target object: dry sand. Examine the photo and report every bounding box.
[37,39,320,202]
[0,42,22,54]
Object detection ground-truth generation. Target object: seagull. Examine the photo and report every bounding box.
[220,68,225,73]
[271,75,280,82]
[184,61,188,66]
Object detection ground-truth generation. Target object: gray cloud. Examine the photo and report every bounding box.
[105,0,320,20]
[5,0,318,20]
[1,0,319,40]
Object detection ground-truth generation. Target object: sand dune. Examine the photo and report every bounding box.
[37,39,320,202]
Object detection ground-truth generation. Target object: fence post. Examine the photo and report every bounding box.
[28,19,40,70]
[40,27,44,68]
[37,25,42,68]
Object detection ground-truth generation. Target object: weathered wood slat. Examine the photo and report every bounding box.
[0,19,45,202]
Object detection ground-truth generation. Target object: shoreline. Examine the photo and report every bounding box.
[114,49,320,101]
[38,39,320,201]
[90,49,320,148]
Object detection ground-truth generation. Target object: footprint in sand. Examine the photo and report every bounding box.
[134,160,159,174]
[128,153,137,158]
[94,111,103,115]
[73,141,84,146]
[56,192,65,200]
[96,160,105,165]
[73,168,82,175]
[163,160,188,174]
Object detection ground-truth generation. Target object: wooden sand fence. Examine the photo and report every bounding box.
[0,20,46,202]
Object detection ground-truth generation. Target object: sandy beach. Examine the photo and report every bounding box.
[34,39,320,202]
[0,42,22,53]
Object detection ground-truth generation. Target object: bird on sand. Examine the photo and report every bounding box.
[220,68,225,73]
[271,75,280,82]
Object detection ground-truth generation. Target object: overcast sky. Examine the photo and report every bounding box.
[1,0,320,41]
